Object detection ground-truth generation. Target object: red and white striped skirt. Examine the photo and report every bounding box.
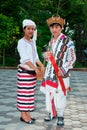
[17,68,37,112]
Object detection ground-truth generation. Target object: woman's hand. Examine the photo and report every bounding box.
[40,65,45,75]
[35,68,41,76]
[35,65,45,80]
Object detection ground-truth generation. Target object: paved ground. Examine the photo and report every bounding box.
[0,69,87,130]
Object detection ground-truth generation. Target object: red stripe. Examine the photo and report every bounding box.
[17,105,34,109]
[46,80,58,88]
[17,74,36,78]
[41,80,58,88]
[41,81,45,87]
[62,45,66,52]
[17,82,36,86]
[17,90,35,94]
[17,97,34,101]
[59,52,62,59]
[50,93,57,117]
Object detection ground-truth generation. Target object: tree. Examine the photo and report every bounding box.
[0,14,19,65]
[0,0,87,66]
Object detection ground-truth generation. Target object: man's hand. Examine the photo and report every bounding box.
[43,51,52,61]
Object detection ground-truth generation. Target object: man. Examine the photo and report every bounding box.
[40,16,76,126]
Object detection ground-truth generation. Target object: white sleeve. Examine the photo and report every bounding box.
[17,40,32,63]
[61,41,76,74]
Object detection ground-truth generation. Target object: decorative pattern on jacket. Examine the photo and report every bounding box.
[41,33,76,88]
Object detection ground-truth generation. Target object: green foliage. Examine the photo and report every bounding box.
[74,61,87,68]
[83,40,87,46]
[0,0,87,67]
[5,56,17,66]
[0,54,18,67]
[0,14,20,49]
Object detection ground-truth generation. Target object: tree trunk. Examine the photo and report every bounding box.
[74,24,84,62]
[3,48,5,66]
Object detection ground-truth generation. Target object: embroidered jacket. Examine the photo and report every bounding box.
[41,33,76,88]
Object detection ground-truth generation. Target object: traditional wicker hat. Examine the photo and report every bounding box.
[47,16,65,28]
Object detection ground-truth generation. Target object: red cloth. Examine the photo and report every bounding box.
[49,54,66,96]
[51,93,57,117]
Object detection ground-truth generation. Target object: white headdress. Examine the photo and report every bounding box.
[22,19,37,41]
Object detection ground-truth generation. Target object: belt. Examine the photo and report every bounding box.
[18,66,36,75]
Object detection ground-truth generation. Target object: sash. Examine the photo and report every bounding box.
[49,53,66,96]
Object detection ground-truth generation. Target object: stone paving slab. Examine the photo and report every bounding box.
[0,69,87,130]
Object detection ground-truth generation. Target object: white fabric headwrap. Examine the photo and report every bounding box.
[22,19,37,41]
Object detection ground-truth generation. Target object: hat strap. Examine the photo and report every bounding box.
[32,29,37,41]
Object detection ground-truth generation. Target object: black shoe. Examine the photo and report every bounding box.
[31,117,36,121]
[20,117,35,124]
[57,117,64,126]
[44,113,57,122]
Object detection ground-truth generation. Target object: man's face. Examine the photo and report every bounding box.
[50,24,62,38]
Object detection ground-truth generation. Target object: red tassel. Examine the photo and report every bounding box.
[51,98,57,117]
[68,86,72,92]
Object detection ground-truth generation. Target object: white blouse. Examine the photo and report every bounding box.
[17,38,39,70]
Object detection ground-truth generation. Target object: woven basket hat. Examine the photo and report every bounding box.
[47,15,65,28]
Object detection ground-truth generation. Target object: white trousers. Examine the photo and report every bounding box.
[45,77,69,117]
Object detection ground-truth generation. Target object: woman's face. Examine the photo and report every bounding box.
[50,24,62,38]
[23,25,35,38]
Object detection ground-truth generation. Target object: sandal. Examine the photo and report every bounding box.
[20,117,35,124]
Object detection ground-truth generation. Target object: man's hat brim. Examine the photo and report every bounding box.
[47,16,65,28]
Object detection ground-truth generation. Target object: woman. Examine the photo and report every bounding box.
[17,19,45,124]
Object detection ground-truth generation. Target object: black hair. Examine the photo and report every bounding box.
[23,26,27,29]
[49,23,62,28]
